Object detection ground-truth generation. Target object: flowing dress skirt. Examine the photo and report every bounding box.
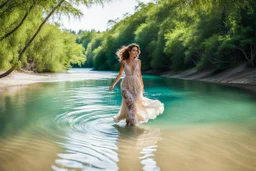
[113,75,164,125]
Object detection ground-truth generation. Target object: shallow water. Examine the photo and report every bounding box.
[0,69,255,171]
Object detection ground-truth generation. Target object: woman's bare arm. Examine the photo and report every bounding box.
[109,60,125,91]
[138,60,144,93]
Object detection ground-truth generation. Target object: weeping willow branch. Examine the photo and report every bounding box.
[0,0,66,78]
[0,4,34,42]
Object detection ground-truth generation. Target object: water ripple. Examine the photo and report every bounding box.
[53,86,120,170]
[1,70,256,171]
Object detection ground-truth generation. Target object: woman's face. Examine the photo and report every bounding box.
[130,47,139,58]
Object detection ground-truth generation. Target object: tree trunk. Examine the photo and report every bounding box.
[0,0,65,79]
[250,44,255,67]
[237,47,250,61]
[0,4,34,42]
[0,64,16,78]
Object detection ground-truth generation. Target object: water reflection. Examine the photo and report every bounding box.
[52,112,162,171]
[114,124,161,171]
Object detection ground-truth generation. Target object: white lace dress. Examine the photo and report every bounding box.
[113,58,164,125]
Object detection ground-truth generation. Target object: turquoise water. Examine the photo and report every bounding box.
[0,69,255,171]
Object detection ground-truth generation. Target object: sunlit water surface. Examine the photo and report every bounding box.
[0,68,256,171]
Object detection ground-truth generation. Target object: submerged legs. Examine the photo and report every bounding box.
[122,89,137,126]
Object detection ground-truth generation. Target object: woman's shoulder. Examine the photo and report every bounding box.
[121,60,126,65]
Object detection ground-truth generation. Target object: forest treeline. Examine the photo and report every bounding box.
[0,0,255,75]
[77,0,256,72]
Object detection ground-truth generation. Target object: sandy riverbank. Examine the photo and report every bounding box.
[147,63,256,93]
[0,71,51,91]
[161,64,256,85]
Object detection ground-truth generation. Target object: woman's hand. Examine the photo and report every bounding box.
[109,85,114,91]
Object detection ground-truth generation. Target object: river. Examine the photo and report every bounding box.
[0,68,255,171]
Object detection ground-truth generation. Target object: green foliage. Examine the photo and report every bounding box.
[44,0,256,72]
[0,0,112,73]
[23,24,85,72]
[2,0,254,74]
[135,22,158,70]
[93,46,107,70]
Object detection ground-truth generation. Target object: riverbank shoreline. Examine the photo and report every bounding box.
[162,64,256,84]
[145,63,256,93]
[1,65,255,93]
[0,71,51,92]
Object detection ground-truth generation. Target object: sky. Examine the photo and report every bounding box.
[58,0,152,32]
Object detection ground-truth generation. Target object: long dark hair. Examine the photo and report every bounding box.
[116,43,141,61]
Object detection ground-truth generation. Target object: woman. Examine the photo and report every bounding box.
[109,43,164,126]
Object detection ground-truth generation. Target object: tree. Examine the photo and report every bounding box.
[0,0,111,78]
[73,0,256,72]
